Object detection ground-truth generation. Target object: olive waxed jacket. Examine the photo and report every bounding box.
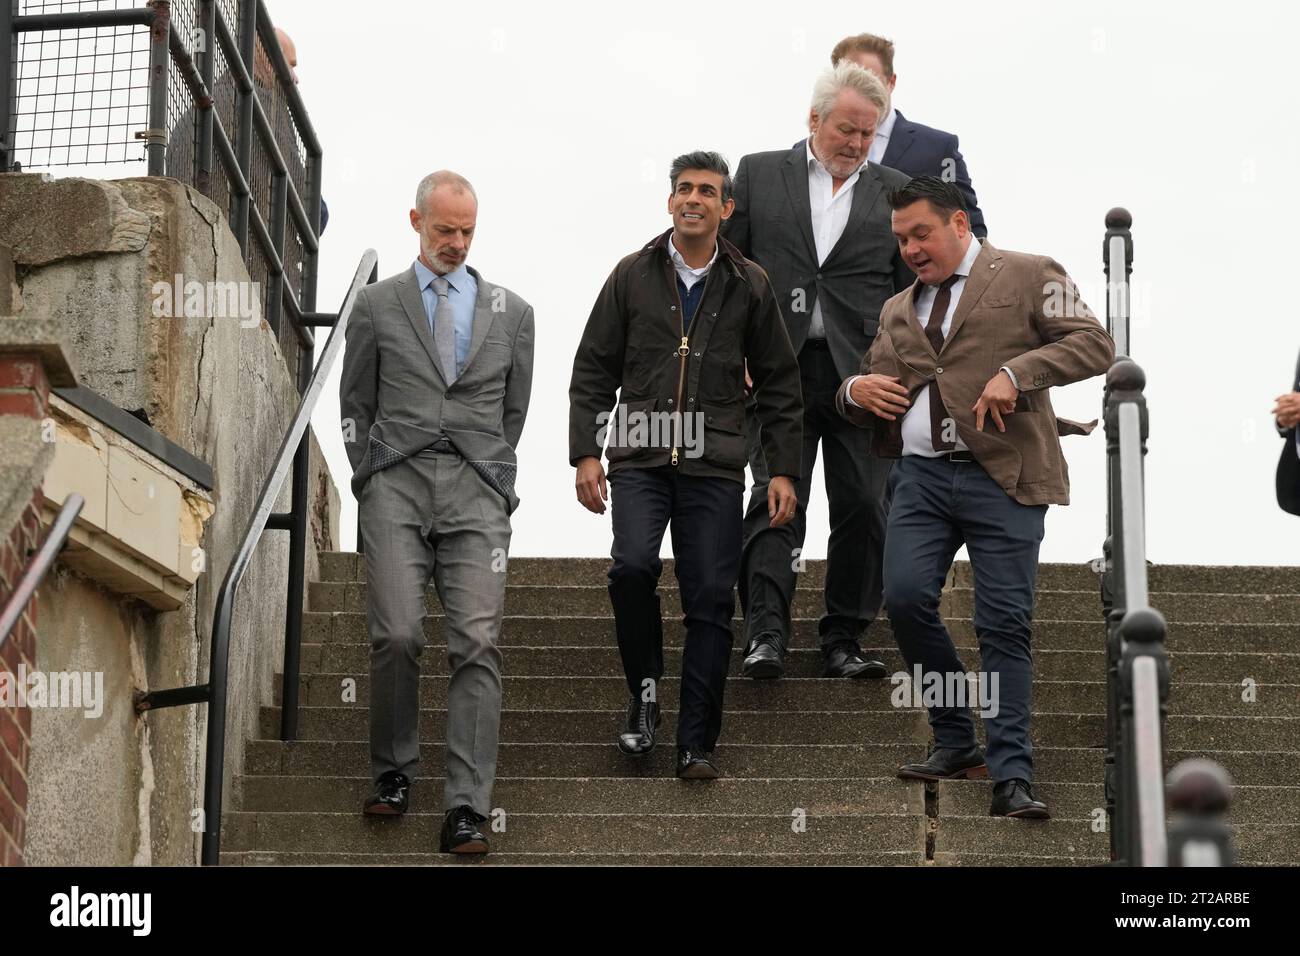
[569,229,803,485]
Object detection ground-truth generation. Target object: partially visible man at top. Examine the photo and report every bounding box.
[796,32,986,238]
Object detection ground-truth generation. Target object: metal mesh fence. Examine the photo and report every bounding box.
[13,1,151,167]
[6,0,321,389]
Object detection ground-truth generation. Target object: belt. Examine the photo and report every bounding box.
[940,450,976,462]
[416,437,456,457]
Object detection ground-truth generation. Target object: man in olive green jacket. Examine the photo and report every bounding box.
[569,151,803,779]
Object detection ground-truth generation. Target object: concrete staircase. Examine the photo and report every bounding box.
[221,554,1300,865]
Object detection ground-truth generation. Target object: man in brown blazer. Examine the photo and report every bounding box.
[836,177,1114,818]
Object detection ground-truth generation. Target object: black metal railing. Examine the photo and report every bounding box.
[135,249,377,866]
[0,493,84,652]
[1097,210,1233,866]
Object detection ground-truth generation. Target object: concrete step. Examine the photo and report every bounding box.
[318,553,1300,595]
[221,850,927,866]
[234,775,924,815]
[238,740,1300,786]
[259,706,930,746]
[276,674,1300,717]
[933,814,1299,866]
[935,778,1300,825]
[308,580,1300,625]
[301,611,1300,655]
[294,642,1300,684]
[220,810,928,856]
[257,706,1300,754]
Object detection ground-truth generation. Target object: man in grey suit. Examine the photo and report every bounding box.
[340,170,535,854]
[723,61,913,680]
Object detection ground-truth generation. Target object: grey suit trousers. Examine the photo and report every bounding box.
[359,447,511,815]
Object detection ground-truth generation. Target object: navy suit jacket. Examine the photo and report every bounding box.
[1278,350,1300,516]
[794,108,986,238]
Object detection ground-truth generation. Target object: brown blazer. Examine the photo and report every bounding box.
[835,239,1115,506]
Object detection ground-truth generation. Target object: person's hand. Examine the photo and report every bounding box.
[1274,392,1300,430]
[575,456,608,514]
[973,370,1019,433]
[768,476,798,528]
[848,374,911,420]
[744,360,753,397]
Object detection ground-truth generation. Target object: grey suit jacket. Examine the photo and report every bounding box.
[722,145,914,381]
[340,263,535,512]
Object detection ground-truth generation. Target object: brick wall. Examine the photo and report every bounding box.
[0,351,53,867]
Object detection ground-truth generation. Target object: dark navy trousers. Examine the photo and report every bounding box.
[608,466,743,752]
[883,455,1047,782]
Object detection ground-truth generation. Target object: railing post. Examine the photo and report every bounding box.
[144,1,170,176]
[1120,606,1169,866]
[1,0,17,172]
[196,0,215,191]
[1104,207,1133,358]
[231,0,258,254]
[1166,759,1235,866]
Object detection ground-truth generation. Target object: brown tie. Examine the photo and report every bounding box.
[924,275,961,452]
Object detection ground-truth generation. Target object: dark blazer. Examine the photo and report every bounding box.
[794,108,987,238]
[1278,350,1300,516]
[723,145,913,381]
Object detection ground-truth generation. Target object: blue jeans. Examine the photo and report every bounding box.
[883,456,1047,782]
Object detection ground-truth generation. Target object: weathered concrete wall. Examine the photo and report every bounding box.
[1,173,339,865]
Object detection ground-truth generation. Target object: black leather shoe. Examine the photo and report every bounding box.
[362,771,410,816]
[676,747,720,780]
[822,642,888,679]
[440,805,490,853]
[897,745,988,781]
[742,636,785,679]
[617,696,661,755]
[990,778,1051,819]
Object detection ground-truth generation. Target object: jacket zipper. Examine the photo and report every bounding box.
[670,263,714,466]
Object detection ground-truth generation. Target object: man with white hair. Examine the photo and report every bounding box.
[724,62,913,681]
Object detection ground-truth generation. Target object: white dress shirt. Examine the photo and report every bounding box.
[867,106,897,165]
[846,235,1008,456]
[667,233,717,291]
[806,141,869,339]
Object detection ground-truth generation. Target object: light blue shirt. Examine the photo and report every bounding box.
[413,257,477,377]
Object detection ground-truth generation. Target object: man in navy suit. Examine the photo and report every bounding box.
[1275,349,1300,516]
[796,33,987,238]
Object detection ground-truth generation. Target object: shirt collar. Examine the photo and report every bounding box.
[875,106,898,141]
[806,139,870,179]
[953,234,982,279]
[667,233,717,275]
[413,257,470,294]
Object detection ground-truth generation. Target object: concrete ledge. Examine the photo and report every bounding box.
[41,392,214,610]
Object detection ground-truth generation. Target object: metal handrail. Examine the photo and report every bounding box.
[136,250,378,865]
[0,494,85,651]
[1097,218,1232,863]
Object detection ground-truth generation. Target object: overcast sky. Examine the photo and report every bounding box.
[230,1,1300,563]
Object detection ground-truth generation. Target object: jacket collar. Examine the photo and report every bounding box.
[640,227,749,280]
